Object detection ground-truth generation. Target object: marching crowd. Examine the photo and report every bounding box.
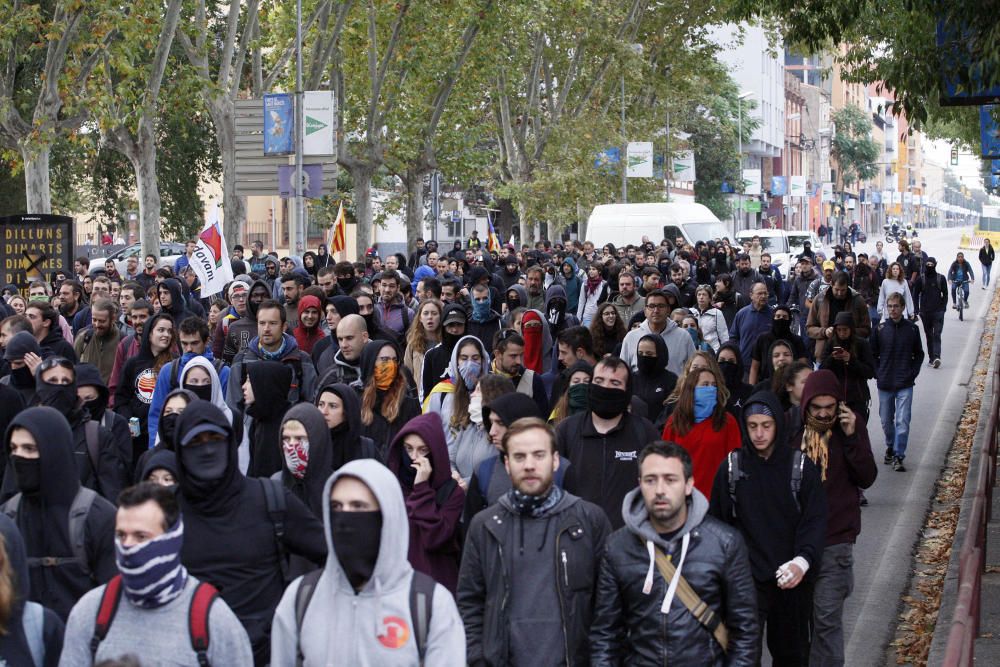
[0,229,982,666]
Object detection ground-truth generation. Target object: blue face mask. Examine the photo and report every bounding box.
[693,385,717,422]
[685,327,700,346]
[457,360,481,390]
[472,297,491,321]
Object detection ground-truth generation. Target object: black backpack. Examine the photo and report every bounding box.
[726,448,804,518]
[293,568,435,666]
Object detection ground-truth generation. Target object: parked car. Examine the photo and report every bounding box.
[786,231,826,258]
[735,228,793,269]
[89,242,187,276]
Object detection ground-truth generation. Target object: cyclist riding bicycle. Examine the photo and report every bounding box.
[948,251,975,309]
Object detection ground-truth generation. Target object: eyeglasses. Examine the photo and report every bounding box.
[645,303,668,311]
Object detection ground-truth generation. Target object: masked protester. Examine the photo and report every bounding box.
[911,256,948,368]
[2,407,117,620]
[60,483,253,664]
[790,370,877,666]
[314,382,379,470]
[466,284,501,352]
[555,356,658,529]
[543,285,578,338]
[818,311,876,420]
[520,309,552,374]
[2,331,41,405]
[458,418,612,666]
[421,303,468,400]
[243,361,293,479]
[632,334,679,428]
[748,305,806,385]
[717,342,753,420]
[174,400,326,664]
[76,362,133,486]
[270,460,466,663]
[386,413,465,593]
[358,340,421,458]
[549,360,593,424]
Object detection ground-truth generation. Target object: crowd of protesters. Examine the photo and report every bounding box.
[0,227,955,665]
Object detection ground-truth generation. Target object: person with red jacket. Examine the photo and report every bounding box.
[789,369,877,666]
[291,295,325,355]
[386,412,465,593]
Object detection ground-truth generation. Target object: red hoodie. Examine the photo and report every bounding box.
[291,295,326,354]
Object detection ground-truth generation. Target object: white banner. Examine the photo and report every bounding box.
[789,175,807,197]
[892,191,902,205]
[903,192,913,205]
[304,90,335,156]
[190,207,234,298]
[672,151,696,181]
[821,182,833,202]
[627,142,654,177]
[882,190,894,205]
[914,194,922,206]
[743,169,762,196]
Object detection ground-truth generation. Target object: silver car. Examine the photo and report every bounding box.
[88,242,187,276]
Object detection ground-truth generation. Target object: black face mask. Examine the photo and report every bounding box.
[398,449,417,489]
[505,298,520,312]
[160,413,181,450]
[772,318,792,338]
[588,384,630,419]
[36,382,78,415]
[337,277,356,293]
[926,264,936,276]
[82,394,109,420]
[11,366,34,388]
[636,355,659,376]
[442,326,465,348]
[330,510,383,590]
[180,438,229,482]
[184,383,212,402]
[718,360,742,388]
[11,455,41,494]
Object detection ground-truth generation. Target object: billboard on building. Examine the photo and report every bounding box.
[0,214,73,291]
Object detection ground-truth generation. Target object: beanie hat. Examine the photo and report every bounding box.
[4,331,41,361]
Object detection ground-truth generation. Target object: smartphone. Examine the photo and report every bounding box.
[833,346,844,353]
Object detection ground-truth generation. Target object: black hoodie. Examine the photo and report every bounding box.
[114,311,178,453]
[633,333,678,427]
[175,400,326,664]
[357,339,421,458]
[718,341,753,420]
[133,387,197,483]
[1,407,116,620]
[421,302,469,399]
[157,278,194,323]
[314,382,379,470]
[223,279,270,364]
[276,403,330,518]
[709,391,827,583]
[76,362,132,484]
[38,329,77,363]
[246,361,293,478]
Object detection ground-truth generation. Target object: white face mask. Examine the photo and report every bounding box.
[469,395,483,425]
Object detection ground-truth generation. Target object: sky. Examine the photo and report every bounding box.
[925,137,987,192]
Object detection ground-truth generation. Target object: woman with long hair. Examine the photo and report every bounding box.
[589,302,626,358]
[876,261,914,319]
[694,284,729,352]
[404,299,442,402]
[713,273,745,327]
[661,354,739,497]
[576,263,609,326]
[7,295,25,316]
[549,360,593,424]
[359,339,421,458]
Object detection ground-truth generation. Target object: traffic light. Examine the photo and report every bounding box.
[951,146,959,165]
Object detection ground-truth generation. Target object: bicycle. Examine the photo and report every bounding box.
[953,280,970,321]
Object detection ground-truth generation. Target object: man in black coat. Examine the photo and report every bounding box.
[710,392,827,665]
[911,256,949,368]
[589,441,758,664]
[174,399,327,665]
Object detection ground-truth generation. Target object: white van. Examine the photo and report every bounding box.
[585,203,731,249]
[735,229,793,269]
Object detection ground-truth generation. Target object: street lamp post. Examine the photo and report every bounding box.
[736,91,753,236]
[786,112,801,230]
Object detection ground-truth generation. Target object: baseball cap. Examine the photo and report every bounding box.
[822,260,836,271]
[443,309,467,326]
[180,423,229,447]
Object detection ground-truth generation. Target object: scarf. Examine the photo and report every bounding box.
[585,275,603,297]
[115,518,188,609]
[257,334,289,361]
[801,413,835,480]
[507,484,563,518]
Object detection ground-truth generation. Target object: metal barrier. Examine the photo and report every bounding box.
[942,338,1000,664]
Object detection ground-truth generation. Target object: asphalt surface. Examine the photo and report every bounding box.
[830,227,992,666]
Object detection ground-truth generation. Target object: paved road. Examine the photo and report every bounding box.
[833,227,992,665]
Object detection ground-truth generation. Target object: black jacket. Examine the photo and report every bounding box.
[113,311,179,442]
[589,487,758,666]
[556,410,658,530]
[912,270,949,315]
[315,382,380,469]
[175,400,327,664]
[709,391,827,583]
[356,340,421,458]
[870,316,924,391]
[458,491,612,666]
[38,330,76,363]
[631,334,678,427]
[245,361,293,478]
[980,245,995,266]
[1,407,116,620]
[947,259,975,283]
[818,334,876,413]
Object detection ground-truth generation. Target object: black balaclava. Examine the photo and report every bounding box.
[183,382,213,403]
[174,399,242,514]
[156,388,197,451]
[587,372,632,419]
[330,510,383,591]
[771,307,793,339]
[34,375,78,416]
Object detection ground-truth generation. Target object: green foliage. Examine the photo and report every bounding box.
[830,105,880,187]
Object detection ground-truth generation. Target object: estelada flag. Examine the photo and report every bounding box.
[487,219,501,253]
[190,207,233,298]
[329,202,347,254]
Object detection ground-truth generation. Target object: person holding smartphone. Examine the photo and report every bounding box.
[818,311,876,422]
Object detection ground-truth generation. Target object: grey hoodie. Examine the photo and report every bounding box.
[622,484,711,557]
[270,460,466,665]
[620,318,695,376]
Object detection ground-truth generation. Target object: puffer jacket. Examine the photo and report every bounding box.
[870,315,924,391]
[457,491,612,666]
[589,488,758,666]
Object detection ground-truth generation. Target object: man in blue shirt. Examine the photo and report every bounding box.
[730,282,774,372]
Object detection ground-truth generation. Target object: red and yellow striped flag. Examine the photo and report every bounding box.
[330,202,347,254]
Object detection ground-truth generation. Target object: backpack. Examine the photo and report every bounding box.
[22,601,44,667]
[726,448,804,518]
[260,478,290,583]
[3,487,99,579]
[170,356,227,390]
[90,574,219,666]
[293,568,435,666]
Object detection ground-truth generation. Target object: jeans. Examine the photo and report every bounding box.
[922,310,944,362]
[983,263,992,287]
[757,579,814,666]
[878,386,914,459]
[952,281,970,304]
[811,543,854,667]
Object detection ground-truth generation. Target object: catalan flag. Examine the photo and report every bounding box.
[487,218,501,253]
[329,201,347,254]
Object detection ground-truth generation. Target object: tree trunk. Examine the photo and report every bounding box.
[21,145,52,214]
[404,169,427,255]
[517,197,530,248]
[350,164,375,255]
[209,98,244,251]
[132,122,162,261]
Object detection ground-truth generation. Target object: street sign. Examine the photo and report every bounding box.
[770,176,787,196]
[789,175,806,197]
[743,200,762,213]
[304,91,335,156]
[278,165,324,198]
[672,151,696,181]
[626,142,654,178]
[821,182,834,202]
[982,106,1000,159]
[0,214,73,291]
[742,169,762,196]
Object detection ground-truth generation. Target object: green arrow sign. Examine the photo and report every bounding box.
[306,116,328,135]
[743,200,762,213]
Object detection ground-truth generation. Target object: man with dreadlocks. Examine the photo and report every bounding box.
[790,369,877,667]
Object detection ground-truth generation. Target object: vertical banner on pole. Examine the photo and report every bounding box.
[263,94,294,155]
[626,142,654,177]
